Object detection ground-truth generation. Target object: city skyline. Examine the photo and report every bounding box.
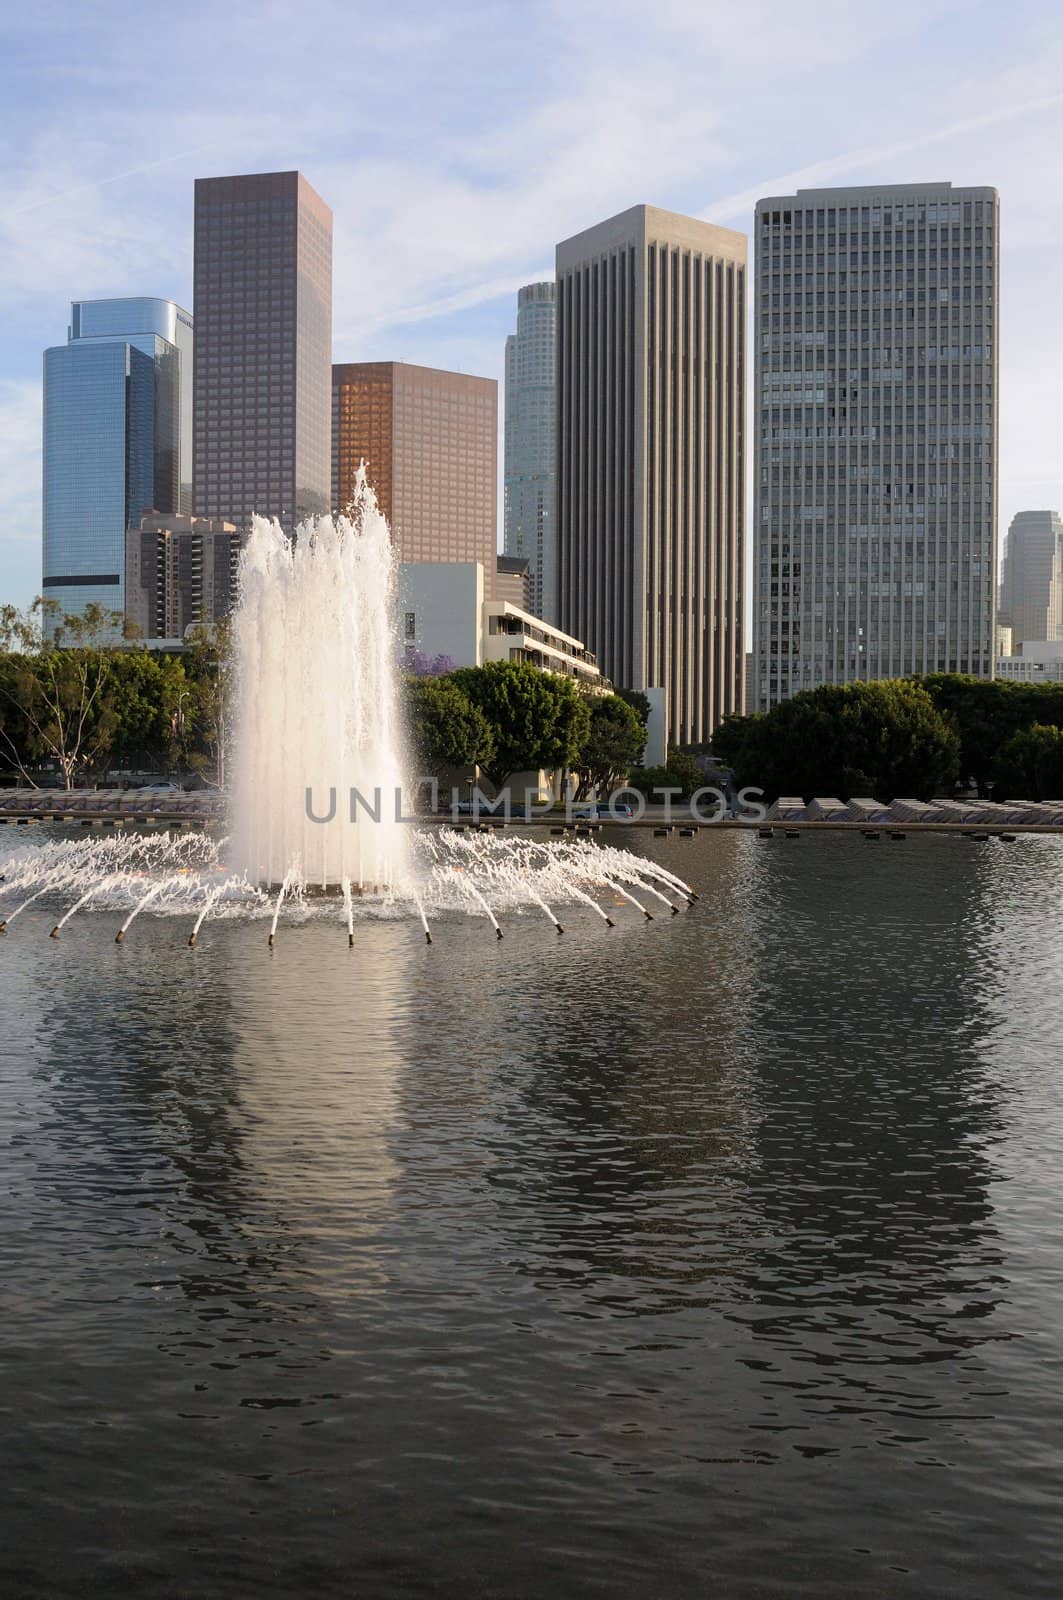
[3,2,1063,615]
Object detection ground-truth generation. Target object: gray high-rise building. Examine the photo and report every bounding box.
[193,170,332,532]
[998,510,1063,653]
[557,205,746,747]
[504,282,556,623]
[752,182,999,710]
[42,297,193,628]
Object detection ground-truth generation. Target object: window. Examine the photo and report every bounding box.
[404,611,416,640]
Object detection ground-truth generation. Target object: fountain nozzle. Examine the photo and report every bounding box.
[188,933,197,948]
[425,930,433,944]
[671,904,680,916]
[267,932,275,948]
[496,927,504,940]
[348,932,355,948]
[644,911,654,922]
[49,927,60,939]
[0,921,7,934]
[115,929,125,943]
[555,923,565,934]
[605,917,615,928]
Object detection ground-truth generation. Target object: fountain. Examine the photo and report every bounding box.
[0,473,695,944]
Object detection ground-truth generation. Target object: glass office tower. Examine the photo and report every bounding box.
[193,171,333,532]
[504,282,557,623]
[752,182,999,709]
[42,297,193,627]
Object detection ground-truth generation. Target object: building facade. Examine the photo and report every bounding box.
[753,182,999,710]
[193,170,332,532]
[998,510,1063,653]
[504,282,557,623]
[125,512,241,643]
[556,204,746,748]
[398,561,603,687]
[995,641,1063,684]
[42,297,193,627]
[332,361,497,593]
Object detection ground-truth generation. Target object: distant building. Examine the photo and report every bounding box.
[504,282,557,622]
[332,361,498,593]
[398,562,604,688]
[995,620,1013,658]
[998,510,1063,653]
[556,204,746,748]
[193,170,333,532]
[42,297,193,628]
[995,640,1063,684]
[753,183,999,709]
[125,512,242,644]
[495,554,530,610]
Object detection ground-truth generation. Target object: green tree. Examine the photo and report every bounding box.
[449,660,591,792]
[405,674,496,780]
[707,680,959,802]
[573,693,646,799]
[615,687,651,725]
[181,623,233,786]
[628,747,705,801]
[0,601,128,788]
[917,674,1063,795]
[994,723,1063,801]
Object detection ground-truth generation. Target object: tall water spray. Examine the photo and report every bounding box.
[229,472,409,890]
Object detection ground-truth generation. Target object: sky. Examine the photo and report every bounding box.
[1,0,1062,615]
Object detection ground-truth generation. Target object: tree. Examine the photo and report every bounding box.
[627,747,705,801]
[449,660,591,792]
[615,687,651,725]
[917,674,1063,796]
[0,601,128,788]
[181,623,233,786]
[405,674,496,779]
[707,680,960,802]
[573,693,646,799]
[995,723,1063,801]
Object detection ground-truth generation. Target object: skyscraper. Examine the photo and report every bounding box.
[42,297,193,626]
[752,182,999,710]
[193,170,332,532]
[556,205,746,746]
[332,361,497,592]
[504,282,556,623]
[998,510,1063,652]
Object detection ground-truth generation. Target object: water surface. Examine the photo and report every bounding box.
[2,829,1061,1597]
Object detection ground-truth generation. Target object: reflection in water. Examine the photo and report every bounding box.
[3,834,1063,1599]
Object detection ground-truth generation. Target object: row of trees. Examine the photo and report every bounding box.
[1,602,650,796]
[714,676,1063,803]
[0,602,227,788]
[405,662,646,795]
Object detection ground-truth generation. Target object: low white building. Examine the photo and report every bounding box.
[995,641,1063,684]
[398,561,606,690]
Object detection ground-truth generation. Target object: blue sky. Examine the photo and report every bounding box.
[2,0,1062,613]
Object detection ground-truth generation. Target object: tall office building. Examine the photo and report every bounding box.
[752,182,999,710]
[504,282,556,623]
[998,510,1063,652]
[332,361,497,592]
[193,170,332,532]
[557,205,746,746]
[42,297,193,625]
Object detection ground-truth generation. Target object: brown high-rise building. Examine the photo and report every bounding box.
[193,170,332,532]
[332,361,497,592]
[557,204,746,747]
